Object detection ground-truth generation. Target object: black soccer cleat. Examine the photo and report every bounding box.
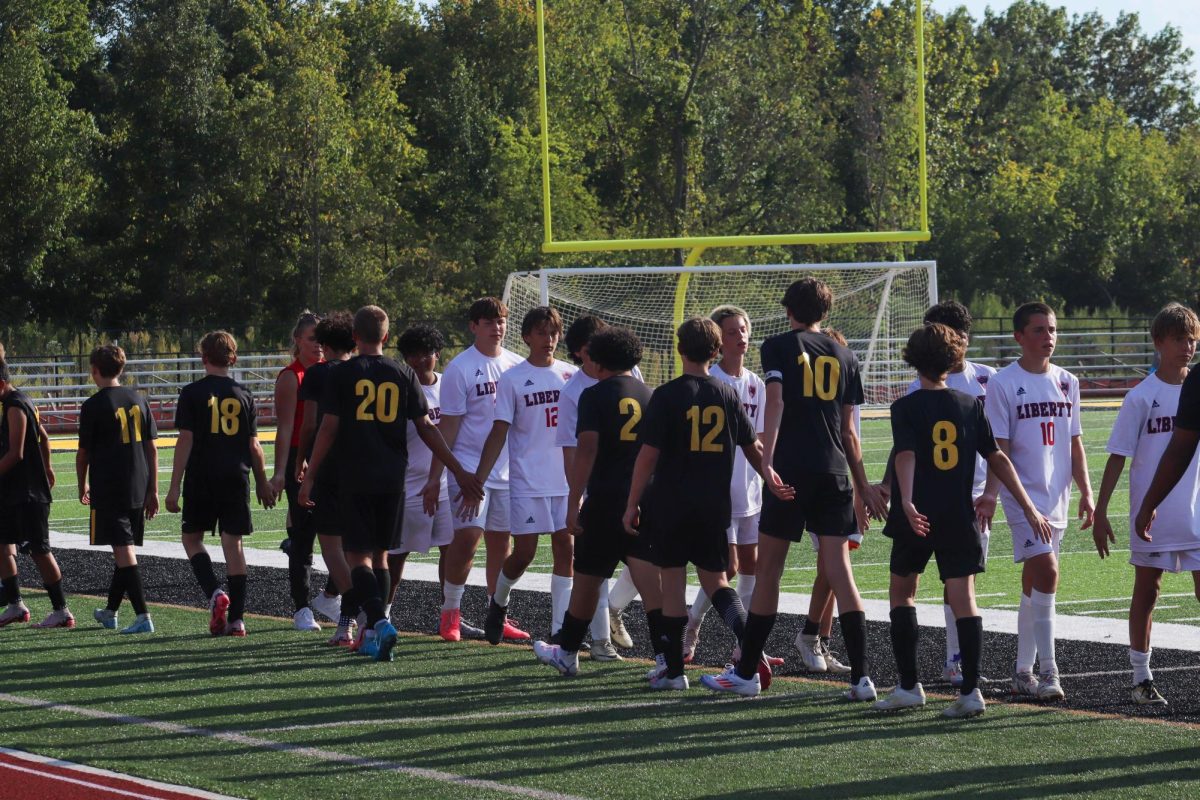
[484,599,507,645]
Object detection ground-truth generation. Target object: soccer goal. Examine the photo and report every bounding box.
[502,262,937,405]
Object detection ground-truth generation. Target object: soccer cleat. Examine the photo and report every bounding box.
[646,654,668,681]
[682,623,701,664]
[845,676,877,702]
[609,608,633,649]
[821,641,851,674]
[349,623,368,652]
[93,608,118,630]
[120,614,154,635]
[796,633,828,672]
[1011,670,1040,697]
[533,640,579,676]
[483,599,507,645]
[1037,672,1065,701]
[225,620,247,637]
[459,618,486,639]
[943,688,987,718]
[32,609,75,629]
[649,673,689,691]
[328,628,356,647]
[439,608,462,642]
[502,617,531,641]
[209,590,230,637]
[373,619,398,662]
[763,652,785,667]
[0,603,31,627]
[311,592,341,623]
[873,684,926,711]
[1132,679,1168,706]
[293,607,321,632]
[357,635,380,658]
[700,665,760,697]
[590,639,622,662]
[943,655,964,687]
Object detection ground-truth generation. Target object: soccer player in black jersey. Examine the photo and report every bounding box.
[295,312,356,644]
[704,278,886,698]
[300,306,483,662]
[533,327,658,676]
[166,331,275,638]
[875,324,1050,717]
[0,358,71,628]
[624,318,784,691]
[78,346,159,634]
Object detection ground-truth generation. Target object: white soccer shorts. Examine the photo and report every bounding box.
[1130,548,1200,573]
[510,495,568,535]
[1009,516,1066,563]
[448,480,511,533]
[727,513,760,546]
[390,500,454,556]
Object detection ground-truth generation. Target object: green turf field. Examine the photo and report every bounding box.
[2,594,1199,800]
[47,407,1200,625]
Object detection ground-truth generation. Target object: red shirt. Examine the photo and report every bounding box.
[281,359,307,447]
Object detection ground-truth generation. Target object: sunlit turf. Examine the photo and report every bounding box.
[47,408,1200,625]
[2,596,1199,800]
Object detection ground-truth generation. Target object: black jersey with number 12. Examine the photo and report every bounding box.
[80,386,158,510]
[175,375,258,499]
[576,375,654,504]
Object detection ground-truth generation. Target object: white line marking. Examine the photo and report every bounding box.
[975,593,1008,598]
[0,747,241,799]
[1059,664,1200,680]
[0,693,584,800]
[1078,605,1179,616]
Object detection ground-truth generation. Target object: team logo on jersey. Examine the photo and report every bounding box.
[562,371,572,381]
[1153,400,1161,408]
[749,384,757,398]
[1060,381,1070,397]
[977,375,989,386]
[1016,387,1026,396]
[475,368,484,377]
[524,379,535,387]
[526,516,536,524]
[1023,539,1035,548]
[1146,415,1175,434]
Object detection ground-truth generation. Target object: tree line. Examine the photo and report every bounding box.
[2,0,1197,342]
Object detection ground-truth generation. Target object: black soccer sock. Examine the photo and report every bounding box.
[559,611,589,654]
[840,610,869,684]
[124,566,148,616]
[227,574,247,622]
[106,566,126,612]
[45,579,67,611]
[373,568,390,607]
[287,525,313,612]
[736,612,777,680]
[341,586,361,620]
[711,586,747,639]
[662,615,687,678]
[189,552,220,599]
[802,618,820,637]
[646,608,666,657]
[957,616,983,695]
[353,567,384,627]
[1,576,19,606]
[889,606,920,691]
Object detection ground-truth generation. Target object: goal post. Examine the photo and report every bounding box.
[502,261,937,405]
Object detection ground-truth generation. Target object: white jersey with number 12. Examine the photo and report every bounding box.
[495,359,576,498]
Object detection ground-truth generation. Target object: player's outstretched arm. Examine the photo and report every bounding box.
[985,449,1053,542]
[415,415,483,505]
[1134,427,1200,541]
[423,413,461,514]
[843,405,886,519]
[461,420,508,520]
[743,440,794,500]
[623,444,659,535]
[758,383,786,493]
[566,431,598,535]
[165,430,193,513]
[75,447,90,505]
[1071,434,1095,530]
[143,436,159,520]
[893,450,928,536]
[250,437,275,509]
[1091,454,1126,558]
[298,414,338,508]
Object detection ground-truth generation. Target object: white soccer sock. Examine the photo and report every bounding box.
[736,574,757,611]
[1031,589,1057,676]
[688,588,712,628]
[609,568,639,611]
[550,573,572,634]
[442,581,465,612]
[1016,593,1037,673]
[1130,648,1152,684]
[494,571,520,609]
[944,603,960,665]
[590,579,611,641]
[383,603,392,620]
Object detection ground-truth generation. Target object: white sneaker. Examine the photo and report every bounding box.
[609,608,633,649]
[1011,670,1040,697]
[1131,679,1167,706]
[942,656,963,687]
[649,673,689,691]
[821,640,851,674]
[533,640,579,676]
[31,608,75,629]
[310,592,341,623]
[590,639,623,662]
[682,623,700,663]
[1037,671,1065,701]
[700,665,760,697]
[873,683,926,711]
[943,688,987,718]
[293,607,321,631]
[845,676,877,702]
[645,654,667,681]
[796,633,828,672]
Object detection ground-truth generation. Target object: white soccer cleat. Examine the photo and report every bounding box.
[873,683,926,711]
[821,641,851,674]
[1011,670,1040,697]
[590,639,622,662]
[682,623,700,664]
[700,665,760,697]
[31,608,75,629]
[943,688,987,718]
[533,640,579,676]
[1131,679,1167,706]
[609,608,633,649]
[645,654,667,681]
[796,633,828,672]
[0,602,31,627]
[310,592,341,623]
[649,673,689,691]
[1037,672,1065,701]
[942,656,964,687]
[293,607,321,631]
[845,676,877,702]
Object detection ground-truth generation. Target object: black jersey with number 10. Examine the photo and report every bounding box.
[576,375,654,503]
[884,388,999,544]
[175,375,258,499]
[80,386,158,510]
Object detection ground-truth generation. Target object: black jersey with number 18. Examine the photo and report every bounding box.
[175,375,258,499]
[80,386,158,510]
[576,374,654,504]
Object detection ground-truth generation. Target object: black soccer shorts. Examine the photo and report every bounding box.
[759,471,855,541]
[573,499,654,578]
[182,493,253,537]
[889,535,985,582]
[340,490,404,554]
[0,502,51,554]
[641,500,729,573]
[90,507,145,548]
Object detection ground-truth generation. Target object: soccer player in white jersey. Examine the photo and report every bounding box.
[904,301,996,685]
[1098,304,1200,705]
[435,297,528,643]
[984,302,1094,701]
[472,306,583,646]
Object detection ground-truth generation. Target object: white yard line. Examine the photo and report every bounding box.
[1058,664,1200,680]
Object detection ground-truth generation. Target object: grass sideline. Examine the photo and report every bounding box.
[47,408,1200,625]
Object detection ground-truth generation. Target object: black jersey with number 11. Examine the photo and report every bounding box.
[80,386,158,510]
[576,375,653,504]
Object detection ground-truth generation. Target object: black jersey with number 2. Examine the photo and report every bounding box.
[884,388,998,544]
[0,390,51,506]
[320,354,428,495]
[576,375,654,504]
[80,386,158,510]
[175,375,258,499]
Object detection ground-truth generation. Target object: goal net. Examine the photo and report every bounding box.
[502,262,937,406]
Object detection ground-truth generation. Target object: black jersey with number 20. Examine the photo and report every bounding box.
[576,375,654,504]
